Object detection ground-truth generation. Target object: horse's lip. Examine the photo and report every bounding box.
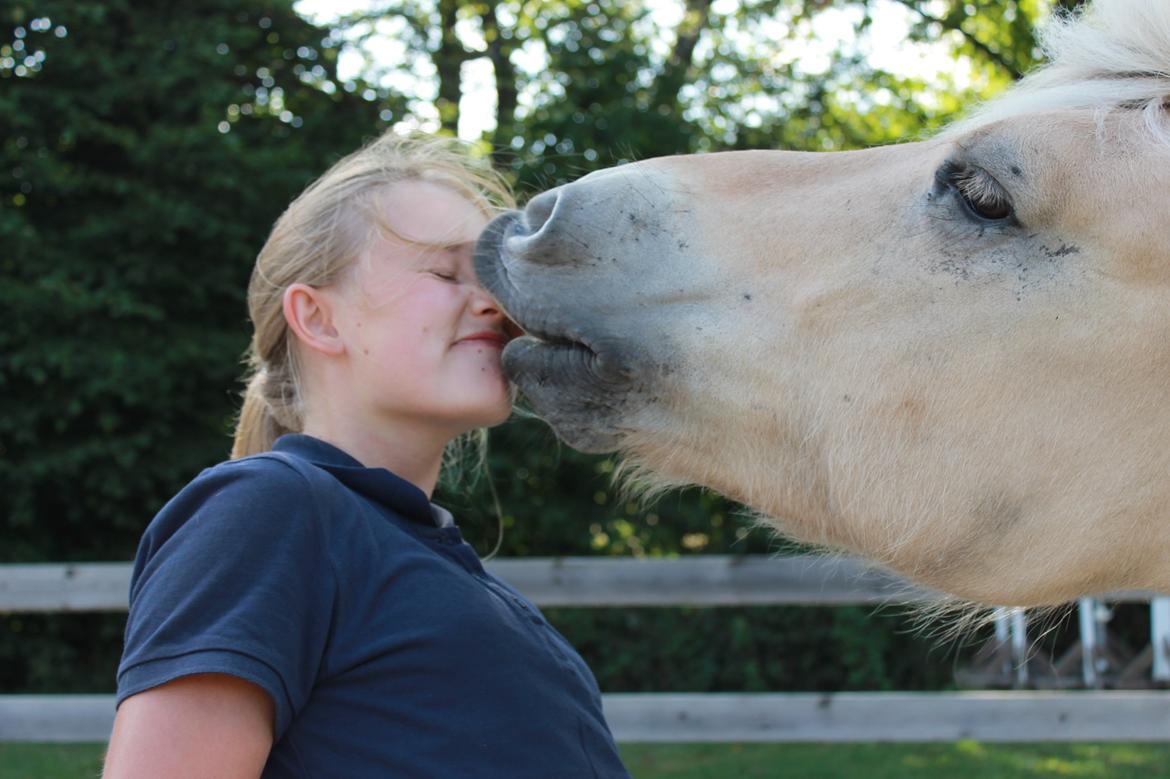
[514,324,593,352]
[498,336,630,454]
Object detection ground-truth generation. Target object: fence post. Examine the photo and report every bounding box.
[1010,609,1029,687]
[1152,597,1170,683]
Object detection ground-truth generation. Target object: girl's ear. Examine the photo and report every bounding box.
[283,283,345,357]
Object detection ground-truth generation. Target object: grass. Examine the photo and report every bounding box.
[619,743,1170,778]
[0,743,107,779]
[5,742,1170,778]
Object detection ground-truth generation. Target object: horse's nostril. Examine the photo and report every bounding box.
[523,188,559,234]
[498,187,568,266]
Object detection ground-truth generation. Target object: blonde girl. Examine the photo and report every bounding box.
[103,133,631,779]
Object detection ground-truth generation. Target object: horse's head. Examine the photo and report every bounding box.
[475,0,1170,606]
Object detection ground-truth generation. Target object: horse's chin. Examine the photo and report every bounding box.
[502,335,628,453]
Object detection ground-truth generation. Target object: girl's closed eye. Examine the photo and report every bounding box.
[429,268,459,282]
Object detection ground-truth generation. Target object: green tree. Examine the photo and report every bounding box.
[323,0,1067,187]
[0,0,402,693]
[0,0,391,562]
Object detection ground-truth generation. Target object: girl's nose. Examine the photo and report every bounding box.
[469,284,502,317]
[469,284,524,337]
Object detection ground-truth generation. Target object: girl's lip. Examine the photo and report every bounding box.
[457,331,510,346]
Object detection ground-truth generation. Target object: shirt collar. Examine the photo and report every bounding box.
[272,433,438,526]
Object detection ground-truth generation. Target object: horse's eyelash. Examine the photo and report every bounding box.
[954,168,1009,207]
[937,161,1013,208]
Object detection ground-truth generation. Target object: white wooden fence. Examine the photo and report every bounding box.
[6,691,1170,743]
[2,556,1169,743]
[0,555,947,611]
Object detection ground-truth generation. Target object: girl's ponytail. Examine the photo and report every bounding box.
[231,368,294,458]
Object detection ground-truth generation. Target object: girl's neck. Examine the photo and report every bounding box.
[300,415,448,497]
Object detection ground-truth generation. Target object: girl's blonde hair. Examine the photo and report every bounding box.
[231,132,515,459]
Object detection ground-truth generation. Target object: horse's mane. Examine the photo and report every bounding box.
[945,0,1170,143]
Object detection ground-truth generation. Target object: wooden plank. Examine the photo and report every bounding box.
[0,556,940,612]
[0,695,114,743]
[0,563,131,613]
[602,691,1170,743]
[0,557,1162,613]
[5,692,1169,743]
[487,556,944,607]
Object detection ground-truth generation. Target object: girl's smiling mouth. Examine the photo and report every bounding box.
[455,317,524,348]
[455,330,510,348]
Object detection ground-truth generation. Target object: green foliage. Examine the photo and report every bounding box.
[552,605,963,693]
[0,0,389,562]
[0,0,393,694]
[502,0,698,189]
[896,0,1048,79]
[442,417,790,560]
[0,613,123,693]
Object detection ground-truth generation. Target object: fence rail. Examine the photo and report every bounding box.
[4,691,1169,744]
[3,556,1168,744]
[602,691,1170,742]
[1,556,1161,612]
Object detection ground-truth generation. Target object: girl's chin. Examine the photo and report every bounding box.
[481,396,515,428]
[453,393,513,431]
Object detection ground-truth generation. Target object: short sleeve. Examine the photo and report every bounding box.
[116,455,337,738]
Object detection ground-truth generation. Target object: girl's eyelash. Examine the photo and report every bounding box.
[430,270,458,281]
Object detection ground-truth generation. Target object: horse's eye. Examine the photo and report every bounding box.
[936,161,1016,223]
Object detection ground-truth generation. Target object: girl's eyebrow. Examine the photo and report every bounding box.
[398,237,475,255]
[438,240,476,251]
[404,237,474,251]
[408,240,475,269]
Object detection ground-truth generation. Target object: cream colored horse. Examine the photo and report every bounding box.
[475,0,1170,607]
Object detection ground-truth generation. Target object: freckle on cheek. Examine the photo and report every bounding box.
[363,349,370,356]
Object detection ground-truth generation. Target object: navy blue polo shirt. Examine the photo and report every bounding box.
[117,434,630,778]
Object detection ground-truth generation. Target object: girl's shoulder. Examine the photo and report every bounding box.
[176,452,313,509]
[142,452,334,552]
[177,449,347,511]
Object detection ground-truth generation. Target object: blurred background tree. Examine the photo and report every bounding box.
[1,0,395,562]
[2,0,1108,695]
